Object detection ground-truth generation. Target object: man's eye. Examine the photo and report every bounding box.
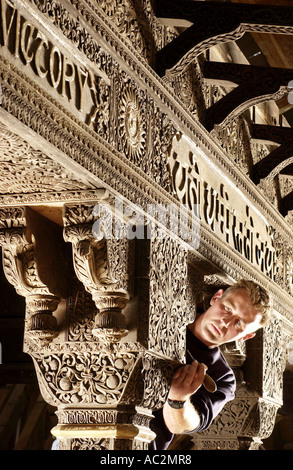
[225,306,232,312]
[236,320,244,330]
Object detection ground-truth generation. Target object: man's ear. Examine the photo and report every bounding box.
[239,332,256,342]
[210,289,225,305]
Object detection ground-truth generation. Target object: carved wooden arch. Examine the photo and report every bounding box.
[202,62,293,132]
[154,0,293,77]
[248,125,293,215]
[250,124,293,183]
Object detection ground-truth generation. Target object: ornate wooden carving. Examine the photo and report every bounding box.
[154,0,293,77]
[63,201,131,344]
[0,0,293,451]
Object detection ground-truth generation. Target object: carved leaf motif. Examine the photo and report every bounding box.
[0,230,48,295]
[67,282,96,342]
[0,123,91,194]
[70,438,111,451]
[73,238,118,292]
[34,352,137,405]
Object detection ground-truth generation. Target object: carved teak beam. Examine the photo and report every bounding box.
[154,0,293,77]
[250,124,293,181]
[250,124,293,145]
[250,124,293,184]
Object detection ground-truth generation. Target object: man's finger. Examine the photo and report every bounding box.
[182,361,201,386]
[173,364,191,380]
[191,363,207,385]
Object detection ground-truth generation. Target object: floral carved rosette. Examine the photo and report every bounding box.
[119,82,146,165]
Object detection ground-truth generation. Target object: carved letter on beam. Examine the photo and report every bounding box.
[154,0,293,77]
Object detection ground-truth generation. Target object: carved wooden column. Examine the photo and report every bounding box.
[39,200,190,450]
[0,198,193,450]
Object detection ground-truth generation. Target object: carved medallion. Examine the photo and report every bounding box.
[119,83,146,164]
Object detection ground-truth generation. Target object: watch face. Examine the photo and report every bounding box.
[167,399,186,409]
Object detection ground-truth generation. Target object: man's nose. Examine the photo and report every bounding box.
[222,314,233,327]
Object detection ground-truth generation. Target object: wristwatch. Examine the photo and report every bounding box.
[167,398,186,409]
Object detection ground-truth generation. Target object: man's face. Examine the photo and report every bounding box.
[193,288,263,348]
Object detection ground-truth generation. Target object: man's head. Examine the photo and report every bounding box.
[192,279,270,348]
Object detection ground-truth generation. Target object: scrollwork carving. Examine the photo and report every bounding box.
[69,438,111,451]
[263,317,287,402]
[0,122,92,195]
[148,236,188,361]
[33,351,138,405]
[0,207,43,296]
[141,354,177,410]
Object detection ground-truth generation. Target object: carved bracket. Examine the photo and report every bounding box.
[0,206,67,345]
[63,202,131,343]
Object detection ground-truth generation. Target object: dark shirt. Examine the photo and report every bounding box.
[149,327,236,450]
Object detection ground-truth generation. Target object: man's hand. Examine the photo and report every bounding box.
[162,361,207,434]
[168,360,208,402]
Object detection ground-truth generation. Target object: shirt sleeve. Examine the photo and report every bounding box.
[188,373,236,433]
[149,407,174,450]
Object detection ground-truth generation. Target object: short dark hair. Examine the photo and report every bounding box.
[223,279,271,326]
